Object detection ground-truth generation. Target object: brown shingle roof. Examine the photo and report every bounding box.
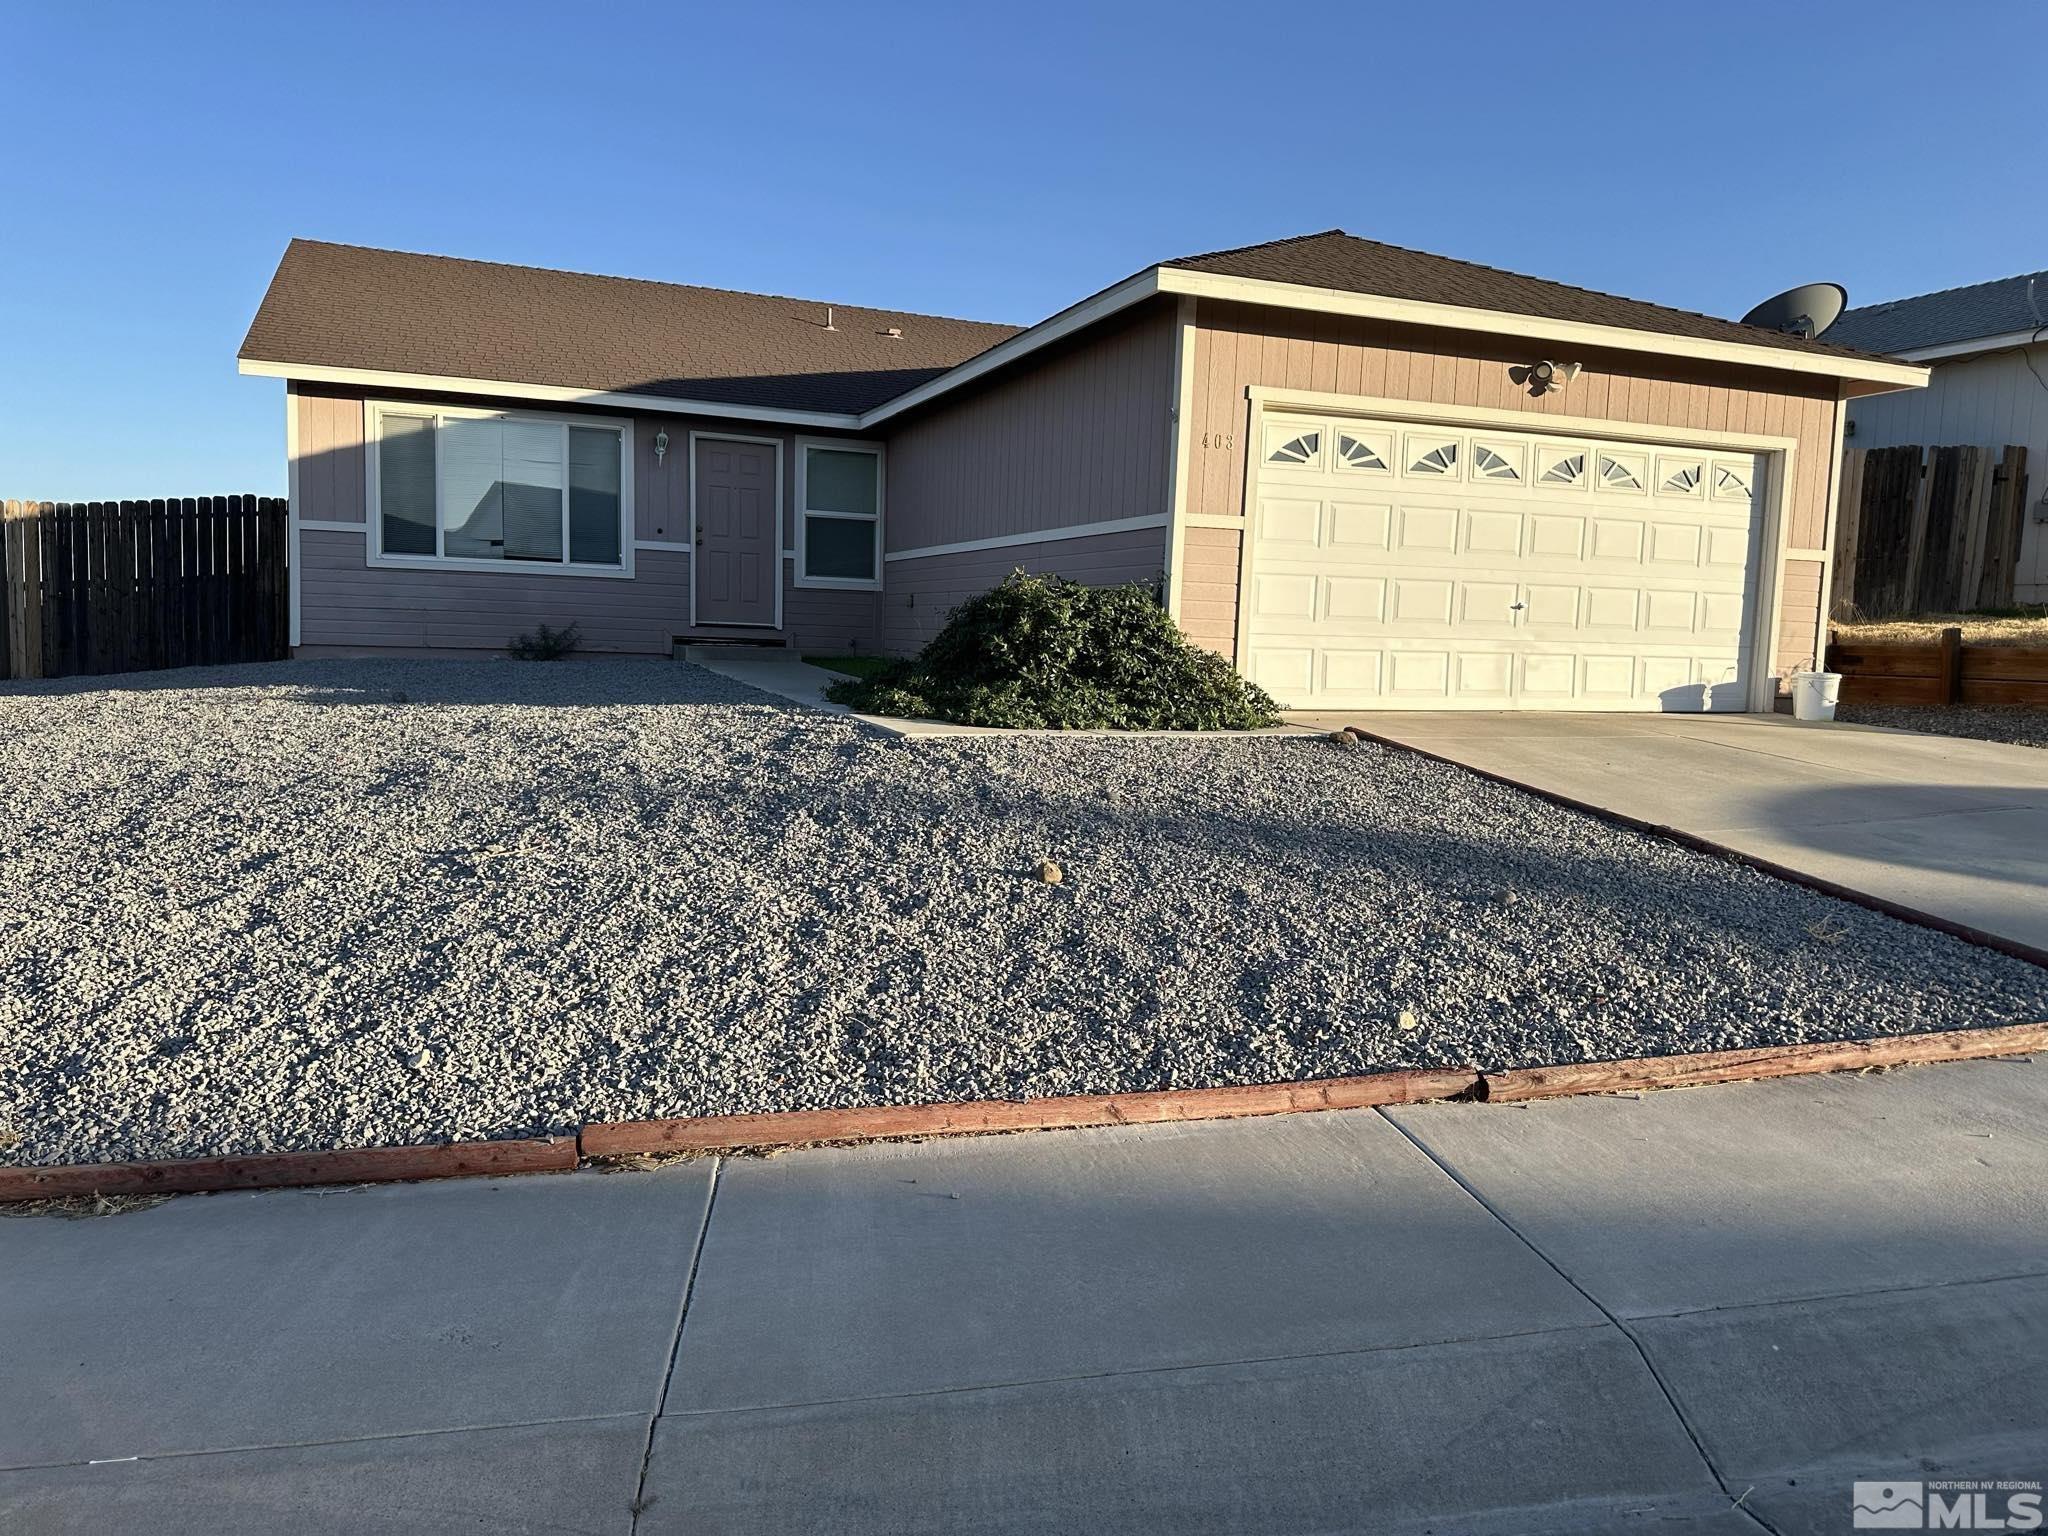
[239,239,1023,416]
[1164,230,1892,365]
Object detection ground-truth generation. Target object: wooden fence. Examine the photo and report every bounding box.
[2,497,288,681]
[1832,444,2031,618]
[1826,627,2048,707]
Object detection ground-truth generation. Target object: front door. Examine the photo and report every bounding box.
[693,435,780,627]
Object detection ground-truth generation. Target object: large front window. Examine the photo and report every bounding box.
[372,402,630,573]
[796,440,883,588]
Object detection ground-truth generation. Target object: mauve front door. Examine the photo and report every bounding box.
[694,436,779,626]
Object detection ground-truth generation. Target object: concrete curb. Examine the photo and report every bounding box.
[1345,725,2048,971]
[3,1026,2040,1203]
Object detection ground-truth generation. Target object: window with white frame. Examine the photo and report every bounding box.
[796,441,882,587]
[371,402,631,572]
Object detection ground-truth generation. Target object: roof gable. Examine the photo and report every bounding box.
[239,240,1022,416]
[1164,230,1890,366]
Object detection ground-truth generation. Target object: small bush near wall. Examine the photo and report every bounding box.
[507,622,582,661]
[825,571,1280,730]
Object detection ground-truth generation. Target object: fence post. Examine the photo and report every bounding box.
[1938,626,1964,706]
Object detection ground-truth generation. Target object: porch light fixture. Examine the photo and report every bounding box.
[653,429,669,464]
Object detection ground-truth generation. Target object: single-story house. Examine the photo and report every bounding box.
[239,231,1926,711]
[1826,271,2048,605]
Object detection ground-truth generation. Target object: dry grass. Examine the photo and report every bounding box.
[0,1192,174,1220]
[1832,608,2048,649]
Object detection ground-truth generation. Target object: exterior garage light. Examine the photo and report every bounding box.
[1528,360,1582,394]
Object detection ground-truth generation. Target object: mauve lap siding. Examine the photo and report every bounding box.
[1185,301,1844,672]
[299,532,689,653]
[881,527,1166,654]
[287,386,882,653]
[884,305,1178,551]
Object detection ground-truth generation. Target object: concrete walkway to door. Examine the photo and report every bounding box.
[1300,711,2048,954]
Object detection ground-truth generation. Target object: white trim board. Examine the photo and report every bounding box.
[299,519,366,534]
[633,539,693,554]
[1164,294,1198,620]
[284,390,301,648]
[1243,386,1802,454]
[885,514,1169,564]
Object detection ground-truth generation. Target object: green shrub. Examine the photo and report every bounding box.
[824,571,1280,730]
[507,621,582,661]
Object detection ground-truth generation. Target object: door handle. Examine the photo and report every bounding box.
[696,525,706,539]
[1509,601,1526,611]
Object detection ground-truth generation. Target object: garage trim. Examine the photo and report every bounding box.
[1231,386,1802,713]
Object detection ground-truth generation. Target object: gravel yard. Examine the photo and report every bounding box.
[4,659,2047,1169]
[1835,702,2048,750]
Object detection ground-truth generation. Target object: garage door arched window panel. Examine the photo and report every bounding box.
[1472,442,1525,482]
[1335,431,1391,473]
[795,440,884,590]
[1658,458,1706,498]
[1405,435,1461,477]
[1263,425,1324,468]
[1537,448,1587,487]
[1712,461,1754,503]
[1597,453,1647,493]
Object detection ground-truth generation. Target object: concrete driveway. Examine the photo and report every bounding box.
[1306,712,2048,954]
[4,1058,2044,1534]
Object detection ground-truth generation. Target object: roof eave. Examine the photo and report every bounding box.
[235,357,867,430]
[1155,268,1931,392]
[1892,328,2045,364]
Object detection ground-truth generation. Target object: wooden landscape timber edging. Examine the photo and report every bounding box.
[2,1023,2043,1202]
[1832,444,2030,618]
[1826,627,2048,708]
[578,1068,1482,1157]
[0,1135,579,1202]
[1479,1022,2048,1101]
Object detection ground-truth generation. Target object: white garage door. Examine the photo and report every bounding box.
[1243,412,1768,711]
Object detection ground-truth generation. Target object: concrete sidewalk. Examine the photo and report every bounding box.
[1304,711,2048,954]
[5,1057,2044,1533]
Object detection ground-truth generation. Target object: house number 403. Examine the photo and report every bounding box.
[1201,432,1234,451]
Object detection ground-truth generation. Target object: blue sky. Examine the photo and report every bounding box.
[4,0,2044,498]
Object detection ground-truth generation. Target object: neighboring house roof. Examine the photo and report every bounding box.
[239,239,1023,416]
[1163,230,1891,366]
[1827,270,2048,358]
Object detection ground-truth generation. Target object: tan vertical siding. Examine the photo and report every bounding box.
[885,305,1178,551]
[1183,302,1843,675]
[293,392,366,523]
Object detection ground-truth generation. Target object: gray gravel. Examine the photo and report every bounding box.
[1836,702,2048,750]
[4,659,2046,1168]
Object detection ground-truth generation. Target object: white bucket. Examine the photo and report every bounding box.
[1789,671,1842,722]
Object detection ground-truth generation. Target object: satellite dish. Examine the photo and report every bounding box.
[1741,282,1848,340]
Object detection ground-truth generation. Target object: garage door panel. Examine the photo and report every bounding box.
[1387,651,1452,696]
[1464,508,1523,555]
[1324,575,1387,623]
[1246,413,1765,712]
[1260,497,1323,549]
[1459,581,1521,627]
[1397,505,1459,553]
[1390,578,1455,624]
[1328,500,1392,550]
